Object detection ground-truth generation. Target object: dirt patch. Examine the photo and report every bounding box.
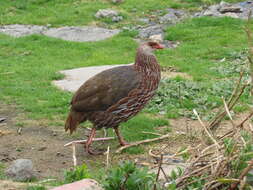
[0,101,251,182]
[0,102,75,179]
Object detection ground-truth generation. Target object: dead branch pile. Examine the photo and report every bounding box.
[151,74,253,190]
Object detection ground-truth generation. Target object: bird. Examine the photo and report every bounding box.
[65,41,164,154]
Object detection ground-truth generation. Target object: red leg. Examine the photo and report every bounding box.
[85,128,96,154]
[114,127,129,146]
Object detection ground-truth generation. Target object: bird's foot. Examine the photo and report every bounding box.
[119,140,130,147]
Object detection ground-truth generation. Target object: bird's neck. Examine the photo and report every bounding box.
[134,46,160,74]
[134,46,161,89]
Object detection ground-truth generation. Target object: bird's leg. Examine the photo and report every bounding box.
[85,127,97,155]
[114,127,129,146]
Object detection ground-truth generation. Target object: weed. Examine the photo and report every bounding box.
[63,164,91,184]
[103,161,157,190]
[147,77,250,119]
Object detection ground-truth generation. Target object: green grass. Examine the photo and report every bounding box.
[0,32,137,121]
[1,16,252,124]
[0,162,6,180]
[0,0,245,27]
[159,17,251,81]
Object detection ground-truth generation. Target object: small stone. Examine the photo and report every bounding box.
[50,179,104,190]
[159,13,178,24]
[5,159,37,182]
[112,16,123,22]
[203,5,221,16]
[220,1,230,7]
[219,5,243,13]
[149,34,163,43]
[52,131,57,136]
[0,117,6,122]
[38,147,47,151]
[56,152,64,157]
[111,0,124,3]
[95,9,119,18]
[138,18,150,24]
[138,25,164,39]
[224,12,239,18]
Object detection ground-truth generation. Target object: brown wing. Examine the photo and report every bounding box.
[71,65,141,112]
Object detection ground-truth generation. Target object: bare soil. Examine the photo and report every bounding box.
[0,101,251,183]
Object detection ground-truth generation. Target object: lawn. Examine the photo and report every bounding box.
[0,0,245,27]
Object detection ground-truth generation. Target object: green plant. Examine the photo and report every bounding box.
[103,161,156,190]
[63,164,91,184]
[147,77,250,119]
[0,162,6,180]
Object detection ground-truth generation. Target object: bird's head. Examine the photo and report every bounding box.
[147,41,164,50]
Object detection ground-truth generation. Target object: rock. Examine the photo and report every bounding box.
[5,159,37,182]
[0,24,47,37]
[219,1,230,7]
[53,64,131,92]
[224,12,239,18]
[159,13,178,24]
[95,9,119,18]
[112,16,123,22]
[138,24,164,39]
[0,117,6,123]
[203,5,221,16]
[219,5,243,13]
[149,34,163,43]
[50,179,104,190]
[111,0,124,3]
[0,25,120,42]
[43,26,120,42]
[159,8,187,24]
[138,18,150,24]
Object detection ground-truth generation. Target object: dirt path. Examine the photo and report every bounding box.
[0,102,78,179]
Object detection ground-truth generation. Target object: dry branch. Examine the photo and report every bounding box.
[115,133,172,153]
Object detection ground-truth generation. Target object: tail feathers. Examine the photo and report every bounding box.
[65,111,86,134]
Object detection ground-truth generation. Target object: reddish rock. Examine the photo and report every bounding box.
[50,179,104,190]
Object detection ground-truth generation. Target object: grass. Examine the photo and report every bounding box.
[0,162,6,180]
[160,16,251,81]
[0,32,137,121]
[0,0,245,27]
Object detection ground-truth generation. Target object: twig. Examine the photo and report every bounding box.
[222,97,236,129]
[142,131,162,136]
[245,10,253,95]
[115,133,172,153]
[64,137,115,147]
[72,144,77,167]
[105,146,110,169]
[193,109,220,148]
[153,154,163,190]
[236,110,253,128]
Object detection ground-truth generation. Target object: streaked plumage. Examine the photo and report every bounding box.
[65,42,163,154]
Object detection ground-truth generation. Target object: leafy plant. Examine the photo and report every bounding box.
[103,161,156,190]
[147,77,249,119]
[63,164,91,184]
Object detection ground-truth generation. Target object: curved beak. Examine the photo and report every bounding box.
[155,44,165,49]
